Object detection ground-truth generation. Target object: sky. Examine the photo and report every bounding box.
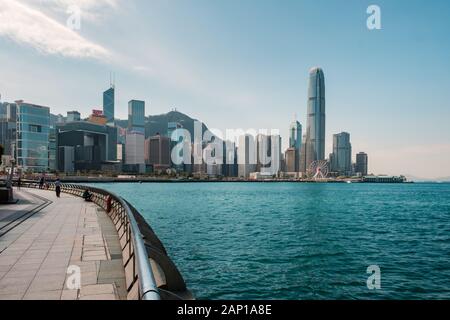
[0,0,449,179]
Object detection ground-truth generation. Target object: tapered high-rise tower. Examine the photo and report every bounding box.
[103,85,115,125]
[289,120,302,172]
[305,67,326,169]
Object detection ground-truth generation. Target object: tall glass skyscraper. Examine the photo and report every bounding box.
[103,86,115,125]
[330,132,352,175]
[0,103,17,156]
[356,152,369,176]
[16,102,50,172]
[128,100,145,134]
[289,120,302,172]
[289,121,302,149]
[305,67,326,169]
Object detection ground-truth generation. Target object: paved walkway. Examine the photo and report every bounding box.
[0,188,127,300]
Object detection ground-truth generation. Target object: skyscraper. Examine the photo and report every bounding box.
[125,131,145,172]
[256,134,282,175]
[305,67,326,170]
[56,121,118,172]
[167,122,183,141]
[289,120,302,172]
[128,100,145,134]
[330,132,352,175]
[16,101,50,172]
[103,86,115,125]
[356,152,369,176]
[285,147,296,173]
[0,103,17,157]
[145,134,171,171]
[238,134,257,178]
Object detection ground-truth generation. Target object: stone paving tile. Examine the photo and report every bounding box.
[0,265,13,273]
[0,257,20,266]
[83,255,107,261]
[28,275,66,292]
[4,269,38,279]
[61,289,79,300]
[36,267,67,277]
[81,284,116,296]
[0,277,30,296]
[79,271,98,286]
[23,290,62,300]
[9,262,41,272]
[0,282,30,295]
[80,293,116,300]
[0,293,24,300]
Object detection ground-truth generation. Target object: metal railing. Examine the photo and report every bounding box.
[16,181,163,300]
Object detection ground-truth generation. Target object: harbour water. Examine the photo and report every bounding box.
[91,182,450,299]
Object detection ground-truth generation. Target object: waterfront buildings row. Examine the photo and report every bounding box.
[0,68,369,178]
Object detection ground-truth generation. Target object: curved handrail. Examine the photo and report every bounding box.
[14,180,161,300]
[91,185,161,300]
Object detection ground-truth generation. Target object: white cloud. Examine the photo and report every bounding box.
[22,0,121,22]
[0,0,111,60]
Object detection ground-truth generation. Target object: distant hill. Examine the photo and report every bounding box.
[116,110,210,141]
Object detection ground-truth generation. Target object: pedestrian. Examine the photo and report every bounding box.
[82,189,92,202]
[55,178,61,198]
[39,175,44,189]
[17,176,21,190]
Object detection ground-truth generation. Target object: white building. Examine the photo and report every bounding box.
[238,134,257,178]
[125,131,145,166]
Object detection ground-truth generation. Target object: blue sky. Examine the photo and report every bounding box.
[0,0,449,178]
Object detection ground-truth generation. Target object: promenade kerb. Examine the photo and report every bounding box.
[15,180,192,300]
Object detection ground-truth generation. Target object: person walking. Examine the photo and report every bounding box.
[55,178,61,198]
[17,176,21,190]
[39,175,44,189]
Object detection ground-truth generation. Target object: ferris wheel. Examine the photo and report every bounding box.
[308,160,329,179]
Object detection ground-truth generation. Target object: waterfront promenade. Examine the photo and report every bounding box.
[0,188,127,300]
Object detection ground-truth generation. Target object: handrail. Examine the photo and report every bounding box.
[94,185,161,300]
[14,180,161,300]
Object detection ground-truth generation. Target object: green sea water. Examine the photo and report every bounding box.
[91,182,450,300]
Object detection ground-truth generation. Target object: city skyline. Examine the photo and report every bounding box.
[1,0,450,179]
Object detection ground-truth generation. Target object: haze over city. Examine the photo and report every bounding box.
[0,0,449,179]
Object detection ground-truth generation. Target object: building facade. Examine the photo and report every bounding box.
[305,67,326,170]
[238,134,257,178]
[289,120,302,172]
[67,111,81,122]
[355,152,369,176]
[56,121,118,172]
[128,100,145,134]
[330,132,352,175]
[16,102,50,172]
[88,110,108,126]
[0,103,17,157]
[103,86,115,125]
[125,131,145,171]
[145,134,171,171]
[285,147,296,173]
